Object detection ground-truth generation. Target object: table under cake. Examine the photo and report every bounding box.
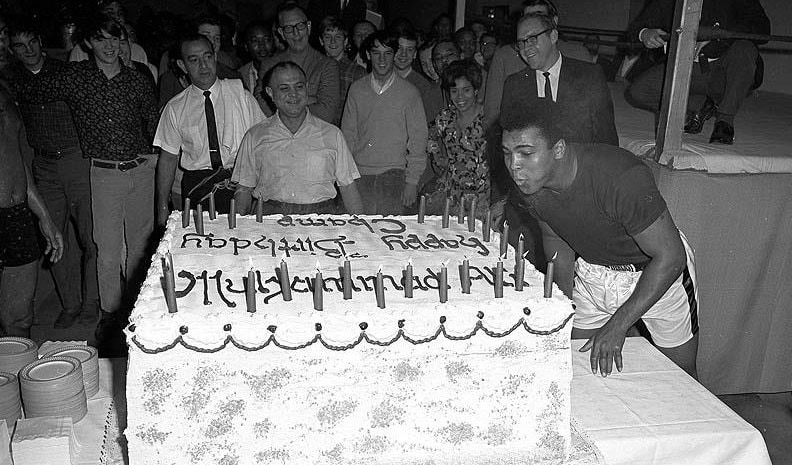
[98,337,771,465]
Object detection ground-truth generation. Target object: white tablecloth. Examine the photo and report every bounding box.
[95,338,771,465]
[571,337,772,465]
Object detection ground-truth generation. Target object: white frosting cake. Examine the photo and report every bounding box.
[125,212,575,465]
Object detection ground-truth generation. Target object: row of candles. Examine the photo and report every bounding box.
[160,235,557,313]
[181,194,512,256]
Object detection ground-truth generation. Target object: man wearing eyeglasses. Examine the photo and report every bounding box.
[495,12,617,297]
[254,3,341,125]
[483,0,594,131]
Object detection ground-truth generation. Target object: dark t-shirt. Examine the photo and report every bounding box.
[513,143,667,266]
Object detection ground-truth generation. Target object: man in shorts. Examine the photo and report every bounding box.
[501,99,699,378]
[0,82,63,337]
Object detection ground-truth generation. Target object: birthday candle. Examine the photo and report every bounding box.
[208,193,216,220]
[375,265,386,308]
[544,252,557,298]
[468,198,476,232]
[460,257,471,294]
[280,258,292,301]
[342,257,352,300]
[162,253,178,313]
[495,257,504,298]
[483,208,491,242]
[516,234,524,268]
[417,195,426,223]
[228,198,237,229]
[457,197,465,224]
[246,262,256,313]
[439,262,448,303]
[442,197,451,228]
[515,252,525,291]
[314,262,323,311]
[404,259,414,298]
[195,204,204,235]
[182,198,191,227]
[500,221,509,258]
[256,198,264,223]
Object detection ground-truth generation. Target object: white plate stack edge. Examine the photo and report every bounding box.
[19,356,87,424]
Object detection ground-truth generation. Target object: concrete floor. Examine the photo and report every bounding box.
[30,269,792,464]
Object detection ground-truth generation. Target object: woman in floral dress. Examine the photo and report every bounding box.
[424,58,489,217]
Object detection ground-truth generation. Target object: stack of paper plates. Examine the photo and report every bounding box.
[40,345,99,398]
[0,372,21,429]
[19,356,87,423]
[0,338,38,375]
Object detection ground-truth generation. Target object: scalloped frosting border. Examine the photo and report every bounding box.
[128,313,574,354]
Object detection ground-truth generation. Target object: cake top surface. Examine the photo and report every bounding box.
[128,212,573,352]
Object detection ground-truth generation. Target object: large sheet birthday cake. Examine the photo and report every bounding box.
[125,212,575,465]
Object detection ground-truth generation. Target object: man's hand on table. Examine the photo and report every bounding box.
[579,319,628,377]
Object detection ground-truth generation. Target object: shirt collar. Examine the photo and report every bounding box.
[191,78,221,97]
[87,57,129,78]
[370,71,396,95]
[537,53,562,78]
[275,108,314,135]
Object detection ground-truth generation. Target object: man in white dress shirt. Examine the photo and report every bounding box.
[154,33,264,225]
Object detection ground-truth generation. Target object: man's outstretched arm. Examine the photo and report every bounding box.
[579,209,686,376]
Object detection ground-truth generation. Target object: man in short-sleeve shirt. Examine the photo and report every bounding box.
[502,100,699,378]
[154,33,264,225]
[233,62,362,215]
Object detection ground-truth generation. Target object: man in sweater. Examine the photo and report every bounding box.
[342,30,428,215]
[394,30,443,124]
[319,16,365,105]
[255,3,341,124]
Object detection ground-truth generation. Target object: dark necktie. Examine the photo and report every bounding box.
[204,90,222,170]
[543,71,553,102]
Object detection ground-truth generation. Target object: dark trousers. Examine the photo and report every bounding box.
[181,169,235,214]
[32,148,98,314]
[357,169,409,215]
[626,40,759,118]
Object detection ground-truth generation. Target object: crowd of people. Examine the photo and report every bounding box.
[0,0,770,374]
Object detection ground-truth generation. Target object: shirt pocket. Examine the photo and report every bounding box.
[184,125,206,160]
[304,146,334,184]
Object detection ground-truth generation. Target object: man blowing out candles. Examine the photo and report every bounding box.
[497,100,699,379]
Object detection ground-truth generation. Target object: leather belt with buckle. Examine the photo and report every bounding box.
[91,157,147,172]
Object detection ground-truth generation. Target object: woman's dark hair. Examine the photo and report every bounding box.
[440,58,483,91]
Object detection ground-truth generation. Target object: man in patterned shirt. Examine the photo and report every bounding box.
[318,16,365,107]
[8,18,98,330]
[17,14,159,355]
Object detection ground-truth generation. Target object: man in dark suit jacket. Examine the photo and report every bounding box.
[495,13,618,296]
[500,17,618,146]
[625,0,770,144]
